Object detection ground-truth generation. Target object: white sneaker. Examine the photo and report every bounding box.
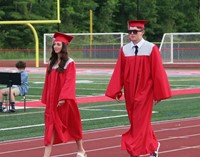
[150,142,160,157]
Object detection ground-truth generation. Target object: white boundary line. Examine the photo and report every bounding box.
[0,115,128,131]
[1,116,200,136]
[51,145,121,157]
[159,145,200,154]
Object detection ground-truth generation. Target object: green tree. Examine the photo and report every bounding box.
[156,0,178,39]
[0,0,57,48]
[139,0,159,41]
[174,0,200,32]
[93,0,119,32]
[114,0,138,32]
[59,0,98,33]
[0,0,200,49]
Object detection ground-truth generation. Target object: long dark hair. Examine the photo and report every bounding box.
[48,42,69,73]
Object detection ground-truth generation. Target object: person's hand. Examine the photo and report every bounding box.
[57,100,65,107]
[115,92,122,102]
[116,97,120,102]
[153,100,160,105]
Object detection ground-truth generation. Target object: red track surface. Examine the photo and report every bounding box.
[0,117,200,157]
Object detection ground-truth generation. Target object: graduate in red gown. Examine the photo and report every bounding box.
[41,32,87,157]
[105,20,172,157]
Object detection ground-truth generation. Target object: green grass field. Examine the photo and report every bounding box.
[0,70,200,142]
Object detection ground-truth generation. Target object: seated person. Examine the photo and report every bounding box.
[0,61,29,112]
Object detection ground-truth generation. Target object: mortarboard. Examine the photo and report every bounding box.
[128,20,148,29]
[53,32,73,45]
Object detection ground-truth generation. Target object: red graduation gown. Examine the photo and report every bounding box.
[41,59,83,145]
[105,41,171,155]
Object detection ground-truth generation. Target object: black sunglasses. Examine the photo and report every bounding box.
[128,29,143,34]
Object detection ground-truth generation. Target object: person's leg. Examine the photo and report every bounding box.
[150,142,160,157]
[9,87,20,112]
[10,90,16,102]
[43,130,55,157]
[0,90,4,102]
[43,145,53,157]
[0,102,3,112]
[0,90,3,111]
[0,89,8,112]
[76,139,87,157]
[0,88,8,101]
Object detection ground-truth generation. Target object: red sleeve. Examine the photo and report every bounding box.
[41,65,49,104]
[151,46,172,101]
[105,48,125,99]
[59,62,76,101]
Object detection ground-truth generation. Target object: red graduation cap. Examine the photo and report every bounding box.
[128,20,148,29]
[53,32,73,45]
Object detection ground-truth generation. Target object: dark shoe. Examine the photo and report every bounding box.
[0,104,2,112]
[150,142,160,157]
[0,107,6,112]
[130,155,139,157]
[10,104,16,112]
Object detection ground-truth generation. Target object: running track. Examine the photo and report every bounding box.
[0,117,200,157]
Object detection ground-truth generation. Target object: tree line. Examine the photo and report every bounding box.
[0,0,199,49]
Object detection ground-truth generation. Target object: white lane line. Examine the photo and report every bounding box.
[51,145,121,157]
[159,145,200,154]
[1,128,200,155]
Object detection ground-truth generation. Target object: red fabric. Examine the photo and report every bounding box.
[41,62,82,145]
[53,32,73,45]
[128,20,148,29]
[105,46,171,156]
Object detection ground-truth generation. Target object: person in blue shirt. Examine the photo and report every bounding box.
[0,61,29,112]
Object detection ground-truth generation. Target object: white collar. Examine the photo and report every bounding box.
[131,38,145,49]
